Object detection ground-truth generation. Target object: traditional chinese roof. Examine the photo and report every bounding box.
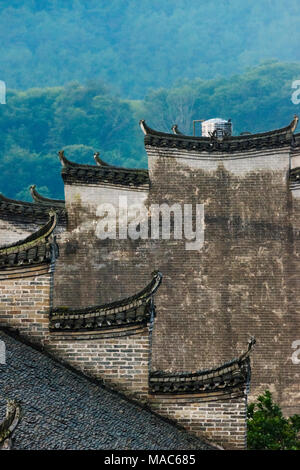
[0,400,21,450]
[59,150,149,187]
[0,211,58,268]
[140,117,299,153]
[0,192,66,225]
[50,271,162,331]
[149,338,255,396]
[0,330,213,450]
[29,185,65,207]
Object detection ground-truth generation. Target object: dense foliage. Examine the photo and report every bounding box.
[1,1,300,97]
[1,61,300,201]
[247,391,300,450]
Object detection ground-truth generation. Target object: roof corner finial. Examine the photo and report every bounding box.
[291,115,299,133]
[94,151,100,165]
[29,184,37,202]
[247,336,256,352]
[94,152,111,167]
[171,124,178,134]
[58,150,67,167]
[139,119,148,135]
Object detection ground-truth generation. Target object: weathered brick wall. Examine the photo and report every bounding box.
[0,261,150,400]
[53,183,151,308]
[0,219,40,247]
[146,145,299,414]
[0,261,249,447]
[0,212,66,247]
[46,329,150,400]
[51,144,300,414]
[150,395,247,450]
[0,266,52,345]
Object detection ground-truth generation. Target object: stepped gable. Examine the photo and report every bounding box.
[50,271,162,331]
[149,338,255,397]
[0,211,58,268]
[140,116,299,153]
[59,150,149,187]
[0,330,213,450]
[0,191,66,225]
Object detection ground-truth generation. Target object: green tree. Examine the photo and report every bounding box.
[247,391,300,450]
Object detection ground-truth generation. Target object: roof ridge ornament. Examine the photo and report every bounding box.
[171,124,183,135]
[29,184,65,207]
[291,114,299,133]
[58,150,72,168]
[94,152,111,167]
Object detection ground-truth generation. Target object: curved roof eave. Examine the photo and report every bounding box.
[149,337,256,395]
[140,116,299,141]
[0,211,57,256]
[30,185,65,207]
[59,150,149,187]
[49,271,163,331]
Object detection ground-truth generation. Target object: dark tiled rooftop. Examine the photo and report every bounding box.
[140,117,299,153]
[0,331,213,450]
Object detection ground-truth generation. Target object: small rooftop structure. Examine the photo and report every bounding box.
[201,118,232,138]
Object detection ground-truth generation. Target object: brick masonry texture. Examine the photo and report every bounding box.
[0,330,214,450]
[51,145,300,415]
[150,395,247,450]
[0,265,248,448]
[0,267,150,400]
[45,331,150,400]
[0,267,51,345]
[3,132,300,447]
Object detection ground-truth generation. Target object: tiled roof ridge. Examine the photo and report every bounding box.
[59,150,148,175]
[149,338,256,395]
[29,185,65,207]
[49,271,162,331]
[141,116,299,141]
[150,337,255,379]
[0,329,216,449]
[0,193,66,224]
[140,117,299,153]
[94,152,148,174]
[0,211,57,255]
[59,150,149,187]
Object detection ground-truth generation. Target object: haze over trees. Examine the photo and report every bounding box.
[1,2,300,199]
[1,0,300,96]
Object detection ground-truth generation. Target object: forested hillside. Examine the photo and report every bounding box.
[1,0,300,96]
[1,62,300,201]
